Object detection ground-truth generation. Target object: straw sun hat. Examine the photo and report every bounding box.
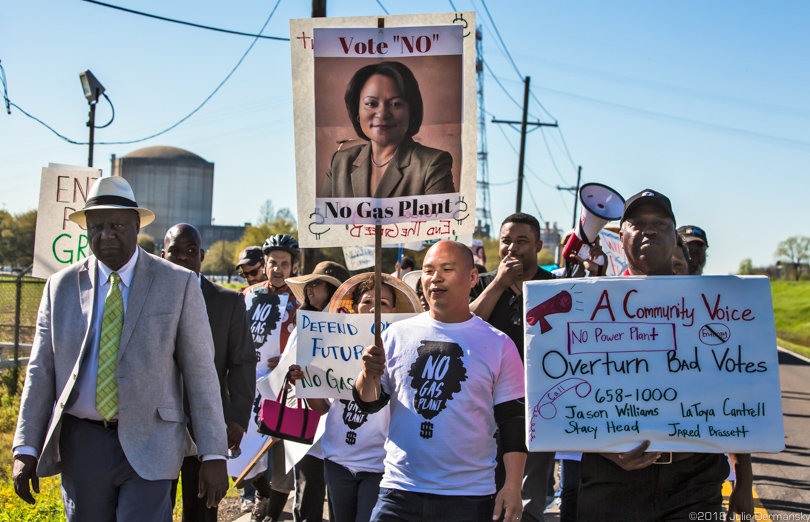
[327,273,423,314]
[68,176,155,228]
[285,261,351,306]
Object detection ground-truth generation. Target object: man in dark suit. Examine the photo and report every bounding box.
[13,177,228,521]
[161,223,256,522]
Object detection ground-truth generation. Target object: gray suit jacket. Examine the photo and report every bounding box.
[13,248,227,480]
[321,137,455,198]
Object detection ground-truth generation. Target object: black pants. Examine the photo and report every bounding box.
[559,459,580,522]
[578,453,728,522]
[170,456,217,522]
[294,455,327,522]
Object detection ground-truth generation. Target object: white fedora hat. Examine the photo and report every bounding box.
[69,176,155,228]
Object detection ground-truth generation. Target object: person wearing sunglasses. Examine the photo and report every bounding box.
[236,246,268,288]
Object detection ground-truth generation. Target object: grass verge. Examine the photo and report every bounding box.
[771,280,810,358]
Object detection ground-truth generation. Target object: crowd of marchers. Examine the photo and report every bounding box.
[12,177,752,522]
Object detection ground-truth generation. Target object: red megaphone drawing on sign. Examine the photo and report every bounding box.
[526,290,572,334]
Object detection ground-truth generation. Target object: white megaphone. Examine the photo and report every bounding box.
[562,183,625,264]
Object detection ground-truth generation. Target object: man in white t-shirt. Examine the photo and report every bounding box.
[354,240,527,522]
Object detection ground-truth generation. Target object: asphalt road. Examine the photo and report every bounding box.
[751,348,810,515]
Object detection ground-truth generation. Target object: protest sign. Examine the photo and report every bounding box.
[294,310,416,400]
[228,291,290,479]
[245,291,289,379]
[524,276,784,453]
[291,12,477,247]
[32,164,100,279]
[343,245,375,270]
[472,238,486,267]
[598,229,626,276]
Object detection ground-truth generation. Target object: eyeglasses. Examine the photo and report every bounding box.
[239,267,262,278]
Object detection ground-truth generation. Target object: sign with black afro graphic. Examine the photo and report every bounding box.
[408,340,468,439]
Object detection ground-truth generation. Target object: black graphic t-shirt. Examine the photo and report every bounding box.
[321,398,390,474]
[378,312,524,495]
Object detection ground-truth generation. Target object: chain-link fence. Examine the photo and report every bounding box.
[0,273,45,394]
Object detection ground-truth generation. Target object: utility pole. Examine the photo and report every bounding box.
[300,0,326,275]
[556,165,582,229]
[492,76,558,213]
[87,92,96,167]
[312,0,326,17]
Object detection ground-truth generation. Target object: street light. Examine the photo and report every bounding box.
[79,70,105,167]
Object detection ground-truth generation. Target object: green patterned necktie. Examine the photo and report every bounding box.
[96,272,123,420]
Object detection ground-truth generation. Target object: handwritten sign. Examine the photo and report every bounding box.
[524,276,784,453]
[295,310,416,399]
[598,229,627,276]
[228,291,290,479]
[245,292,288,380]
[32,164,100,279]
[343,245,375,270]
[290,12,477,247]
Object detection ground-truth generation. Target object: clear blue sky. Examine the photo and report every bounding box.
[2,0,808,274]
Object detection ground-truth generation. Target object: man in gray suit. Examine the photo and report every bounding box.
[12,177,229,521]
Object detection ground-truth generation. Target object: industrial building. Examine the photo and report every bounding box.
[111,146,246,247]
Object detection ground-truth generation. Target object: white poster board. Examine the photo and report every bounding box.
[343,245,375,270]
[32,164,101,279]
[291,12,477,247]
[295,310,416,400]
[598,229,626,276]
[227,291,290,480]
[524,276,784,453]
[245,292,289,379]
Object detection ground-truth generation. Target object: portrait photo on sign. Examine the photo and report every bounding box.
[313,25,463,223]
[315,27,462,198]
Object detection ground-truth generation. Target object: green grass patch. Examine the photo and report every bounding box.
[0,370,65,521]
[771,280,810,354]
[777,338,810,360]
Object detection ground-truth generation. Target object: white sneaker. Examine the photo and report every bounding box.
[241,498,255,513]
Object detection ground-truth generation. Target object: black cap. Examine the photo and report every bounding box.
[236,246,264,268]
[678,225,708,247]
[620,189,676,226]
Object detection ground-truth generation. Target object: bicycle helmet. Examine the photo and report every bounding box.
[262,234,300,258]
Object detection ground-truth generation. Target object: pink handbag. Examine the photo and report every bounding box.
[258,371,322,444]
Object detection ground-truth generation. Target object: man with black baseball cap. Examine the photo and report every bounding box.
[577,188,753,521]
[236,246,267,287]
[678,225,709,275]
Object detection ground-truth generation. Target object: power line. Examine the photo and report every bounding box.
[523,178,544,222]
[81,0,289,41]
[3,0,282,146]
[0,61,9,114]
[539,127,570,184]
[447,0,458,10]
[483,60,523,111]
[529,89,557,123]
[489,178,518,186]
[375,0,390,15]
[555,126,578,170]
[477,0,523,80]
[472,2,583,176]
[495,122,555,189]
[535,84,810,150]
